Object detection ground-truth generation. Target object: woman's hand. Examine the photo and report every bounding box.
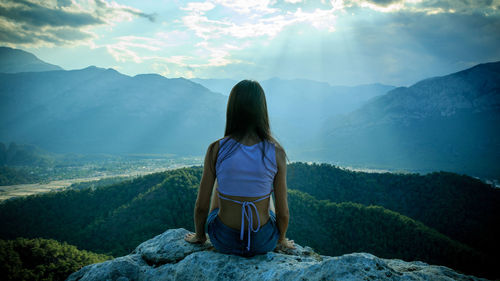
[276,237,296,251]
[184,232,207,244]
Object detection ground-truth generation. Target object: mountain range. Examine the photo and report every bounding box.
[307,62,500,180]
[1,47,499,180]
[0,63,226,155]
[0,47,393,156]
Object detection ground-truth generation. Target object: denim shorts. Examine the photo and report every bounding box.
[207,208,279,257]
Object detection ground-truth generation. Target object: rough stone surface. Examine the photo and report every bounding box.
[66,228,488,281]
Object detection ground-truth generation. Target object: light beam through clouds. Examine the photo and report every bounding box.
[0,0,499,86]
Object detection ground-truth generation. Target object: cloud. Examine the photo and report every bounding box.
[93,0,156,23]
[326,9,500,84]
[5,0,496,87]
[0,0,155,47]
[344,0,500,14]
[0,0,103,27]
[0,16,95,45]
[101,30,243,74]
[212,0,278,14]
[57,0,73,7]
[105,35,175,63]
[180,1,337,40]
[181,1,216,12]
[368,0,399,5]
[91,0,500,85]
[172,0,500,85]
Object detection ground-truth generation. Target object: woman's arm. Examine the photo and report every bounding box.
[185,141,218,243]
[273,145,295,249]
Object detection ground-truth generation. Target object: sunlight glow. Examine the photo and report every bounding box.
[1,0,497,85]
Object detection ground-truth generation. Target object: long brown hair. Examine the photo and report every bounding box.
[214,80,286,173]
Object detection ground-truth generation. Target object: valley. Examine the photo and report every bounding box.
[0,153,202,201]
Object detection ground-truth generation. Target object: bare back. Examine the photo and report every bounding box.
[216,180,271,230]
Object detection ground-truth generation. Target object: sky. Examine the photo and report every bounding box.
[0,0,499,86]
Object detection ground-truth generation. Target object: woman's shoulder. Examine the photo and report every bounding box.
[208,137,233,153]
[208,138,225,151]
[206,138,224,170]
[266,138,284,151]
[274,144,286,161]
[209,136,227,144]
[267,139,286,166]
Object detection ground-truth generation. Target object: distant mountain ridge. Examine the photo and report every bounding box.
[0,46,62,73]
[308,61,500,180]
[0,47,394,157]
[0,65,226,155]
[1,47,499,180]
[337,61,500,126]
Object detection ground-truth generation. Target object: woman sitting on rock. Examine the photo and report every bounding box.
[184,79,295,256]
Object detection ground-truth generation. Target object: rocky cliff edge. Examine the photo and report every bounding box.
[66,228,487,281]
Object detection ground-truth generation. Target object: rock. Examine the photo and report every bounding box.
[132,228,213,265]
[66,228,488,281]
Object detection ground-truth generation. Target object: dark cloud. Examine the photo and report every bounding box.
[0,25,36,44]
[395,12,500,61]
[94,0,156,23]
[57,0,74,8]
[127,9,156,23]
[363,0,401,7]
[0,1,104,28]
[418,0,497,14]
[347,0,498,14]
[0,0,155,46]
[341,9,500,84]
[0,19,94,45]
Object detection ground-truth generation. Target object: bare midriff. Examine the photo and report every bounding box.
[217,193,270,230]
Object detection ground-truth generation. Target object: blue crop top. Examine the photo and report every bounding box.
[215,137,278,251]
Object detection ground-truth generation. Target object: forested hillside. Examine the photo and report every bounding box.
[0,171,167,245]
[287,163,500,257]
[286,190,488,276]
[0,237,111,281]
[0,164,497,278]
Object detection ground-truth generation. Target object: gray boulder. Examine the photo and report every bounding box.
[66,228,488,281]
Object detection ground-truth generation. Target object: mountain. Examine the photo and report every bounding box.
[2,47,499,181]
[307,61,500,180]
[0,49,394,157]
[66,228,486,281]
[0,66,226,155]
[0,47,62,73]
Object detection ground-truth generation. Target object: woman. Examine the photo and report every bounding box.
[184,79,295,256]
